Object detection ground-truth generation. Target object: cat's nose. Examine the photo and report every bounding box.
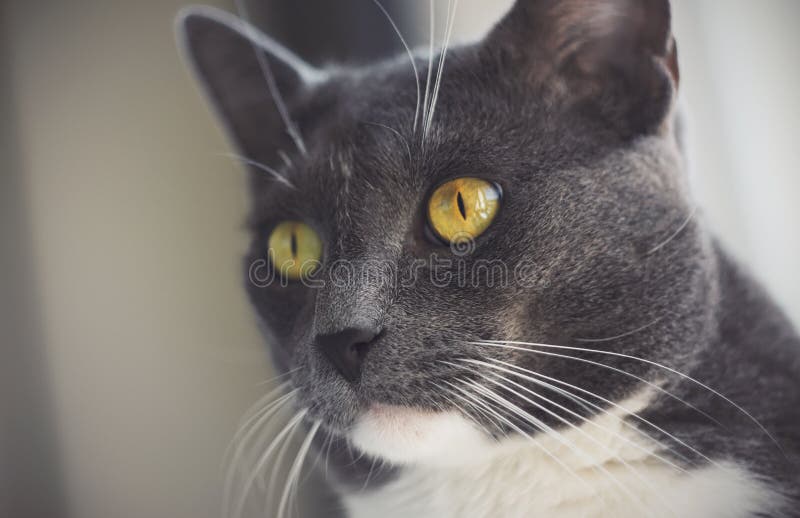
[314,326,381,383]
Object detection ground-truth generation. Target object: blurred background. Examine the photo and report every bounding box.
[1,1,797,517]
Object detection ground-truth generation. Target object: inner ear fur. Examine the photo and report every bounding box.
[486,0,680,139]
[177,6,322,165]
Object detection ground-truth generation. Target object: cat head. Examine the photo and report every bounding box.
[178,0,714,467]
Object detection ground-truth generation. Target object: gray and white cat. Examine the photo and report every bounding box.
[177,1,800,516]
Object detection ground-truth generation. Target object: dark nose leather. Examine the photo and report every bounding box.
[315,327,381,383]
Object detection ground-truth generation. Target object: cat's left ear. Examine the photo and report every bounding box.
[486,0,679,139]
[176,6,324,163]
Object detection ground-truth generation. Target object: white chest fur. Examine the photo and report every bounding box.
[344,393,780,518]
[344,458,773,518]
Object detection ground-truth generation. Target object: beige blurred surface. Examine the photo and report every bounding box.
[5,1,273,517]
[3,1,798,518]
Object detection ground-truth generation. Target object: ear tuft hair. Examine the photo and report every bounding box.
[175,6,324,164]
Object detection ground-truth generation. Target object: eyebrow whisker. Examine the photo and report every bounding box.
[222,152,297,190]
[370,0,422,134]
[233,0,309,157]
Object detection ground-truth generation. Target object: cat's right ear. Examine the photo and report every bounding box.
[175,6,324,162]
[484,0,678,140]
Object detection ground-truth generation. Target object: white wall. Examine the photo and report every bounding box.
[6,2,273,517]
[674,0,800,324]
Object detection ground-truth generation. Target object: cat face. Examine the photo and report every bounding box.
[179,0,715,465]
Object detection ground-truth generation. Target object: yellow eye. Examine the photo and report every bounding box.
[268,221,322,281]
[427,178,501,244]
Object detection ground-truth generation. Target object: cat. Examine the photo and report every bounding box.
[177,0,800,516]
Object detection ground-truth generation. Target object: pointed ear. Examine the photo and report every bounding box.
[175,6,324,163]
[487,0,679,139]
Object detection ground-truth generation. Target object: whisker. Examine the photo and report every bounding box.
[472,366,680,514]
[266,413,303,509]
[478,339,784,453]
[234,0,309,156]
[370,0,421,133]
[223,152,296,189]
[277,421,321,518]
[424,0,459,139]
[309,428,333,478]
[223,389,297,516]
[224,386,294,470]
[277,150,293,168]
[442,382,510,441]
[254,368,299,388]
[460,376,655,516]
[646,205,698,255]
[466,358,691,473]
[488,358,717,466]
[575,318,662,343]
[444,379,593,493]
[361,456,379,492]
[323,431,335,481]
[430,380,502,440]
[473,341,722,428]
[232,409,307,518]
[361,121,413,164]
[348,445,367,467]
[228,381,292,453]
[421,0,436,132]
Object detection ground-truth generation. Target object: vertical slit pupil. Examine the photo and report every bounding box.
[456,191,467,220]
[290,231,298,258]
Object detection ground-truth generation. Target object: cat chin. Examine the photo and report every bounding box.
[348,404,495,467]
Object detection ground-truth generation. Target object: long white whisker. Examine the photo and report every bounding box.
[233,379,296,436]
[234,0,309,156]
[223,389,297,517]
[431,381,502,440]
[266,413,303,510]
[361,456,379,492]
[277,150,293,168]
[257,411,305,496]
[370,0,421,133]
[361,121,413,164]
[349,445,367,467]
[442,381,511,439]
[575,318,662,343]
[232,409,307,518]
[277,421,320,518]
[473,341,722,427]
[309,428,332,478]
[488,357,717,466]
[472,360,688,473]
[463,378,655,516]
[421,0,436,132]
[520,370,692,465]
[324,431,335,480]
[463,360,688,473]
[646,205,698,255]
[254,368,299,388]
[223,382,292,467]
[444,379,593,493]
[223,152,296,189]
[473,367,680,514]
[478,339,783,452]
[424,0,459,139]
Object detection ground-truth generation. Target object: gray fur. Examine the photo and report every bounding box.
[178,0,800,515]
